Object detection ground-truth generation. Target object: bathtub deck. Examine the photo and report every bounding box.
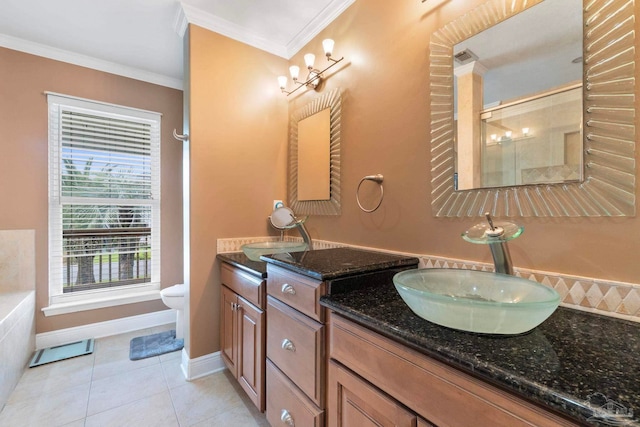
[0,290,35,410]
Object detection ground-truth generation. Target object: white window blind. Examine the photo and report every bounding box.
[48,93,161,303]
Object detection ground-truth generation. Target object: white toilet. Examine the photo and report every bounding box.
[160,284,185,340]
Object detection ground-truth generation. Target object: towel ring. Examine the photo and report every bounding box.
[356,174,384,213]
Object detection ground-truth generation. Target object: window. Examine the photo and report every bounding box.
[46,93,161,315]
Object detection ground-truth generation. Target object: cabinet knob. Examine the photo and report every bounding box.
[281,284,296,295]
[280,409,295,426]
[281,338,296,352]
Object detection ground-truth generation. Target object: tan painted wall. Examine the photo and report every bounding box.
[187,0,639,358]
[285,0,640,285]
[187,26,289,358]
[0,47,184,333]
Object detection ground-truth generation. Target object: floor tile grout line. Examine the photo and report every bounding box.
[166,384,183,427]
[85,389,170,422]
[90,355,163,382]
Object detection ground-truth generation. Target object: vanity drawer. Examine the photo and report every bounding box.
[267,265,325,322]
[267,296,324,406]
[266,359,324,427]
[221,262,264,308]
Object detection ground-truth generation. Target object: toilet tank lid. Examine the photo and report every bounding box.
[162,284,185,297]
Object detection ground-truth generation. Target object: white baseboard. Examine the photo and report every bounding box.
[36,309,175,349]
[181,348,225,381]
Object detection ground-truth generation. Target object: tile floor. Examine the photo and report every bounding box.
[0,324,270,427]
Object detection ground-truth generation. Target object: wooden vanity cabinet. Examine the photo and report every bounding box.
[220,263,266,412]
[328,313,579,427]
[265,264,327,427]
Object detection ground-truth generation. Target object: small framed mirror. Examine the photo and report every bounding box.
[289,88,342,215]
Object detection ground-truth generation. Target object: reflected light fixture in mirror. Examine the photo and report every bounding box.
[289,88,342,216]
[429,0,636,217]
[278,39,344,96]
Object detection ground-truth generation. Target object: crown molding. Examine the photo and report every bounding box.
[0,33,183,90]
[180,3,289,58]
[178,0,355,59]
[174,4,189,38]
[286,0,356,57]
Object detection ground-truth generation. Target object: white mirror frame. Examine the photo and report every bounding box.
[289,88,342,215]
[430,0,636,217]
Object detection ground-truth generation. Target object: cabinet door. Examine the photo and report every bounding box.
[238,295,265,412]
[328,360,416,427]
[220,285,238,378]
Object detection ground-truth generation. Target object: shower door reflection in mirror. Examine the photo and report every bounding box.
[480,85,583,188]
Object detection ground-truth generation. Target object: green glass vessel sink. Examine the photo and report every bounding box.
[393,268,560,335]
[241,241,308,261]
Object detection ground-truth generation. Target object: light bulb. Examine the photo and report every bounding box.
[277,76,287,89]
[322,39,335,58]
[289,65,300,81]
[505,131,512,138]
[304,53,315,69]
[522,127,530,136]
[490,134,497,141]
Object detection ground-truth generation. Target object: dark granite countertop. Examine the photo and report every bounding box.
[320,284,640,426]
[261,247,419,281]
[216,252,268,278]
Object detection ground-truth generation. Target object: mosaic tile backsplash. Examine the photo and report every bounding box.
[217,237,640,323]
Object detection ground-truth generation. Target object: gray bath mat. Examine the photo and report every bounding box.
[29,339,94,368]
[129,329,183,360]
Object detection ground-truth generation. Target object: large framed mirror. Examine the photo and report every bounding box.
[289,88,342,215]
[430,0,636,217]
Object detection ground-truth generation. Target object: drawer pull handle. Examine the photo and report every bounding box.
[281,284,296,295]
[281,409,295,426]
[281,338,296,352]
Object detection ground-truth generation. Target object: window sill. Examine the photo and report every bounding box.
[42,289,162,317]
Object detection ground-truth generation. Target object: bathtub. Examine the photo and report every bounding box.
[0,230,36,410]
[0,291,35,409]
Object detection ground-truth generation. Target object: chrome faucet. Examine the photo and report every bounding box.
[483,213,514,275]
[462,213,523,275]
[269,206,313,250]
[292,217,312,250]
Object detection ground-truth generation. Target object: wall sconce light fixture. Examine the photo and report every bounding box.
[278,39,344,96]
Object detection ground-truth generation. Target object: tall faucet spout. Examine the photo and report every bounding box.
[489,241,514,275]
[295,222,313,250]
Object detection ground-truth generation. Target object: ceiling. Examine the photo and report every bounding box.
[454,0,582,106]
[0,0,355,90]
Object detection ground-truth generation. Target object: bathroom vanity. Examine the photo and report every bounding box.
[321,284,640,426]
[218,247,419,425]
[219,248,640,426]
